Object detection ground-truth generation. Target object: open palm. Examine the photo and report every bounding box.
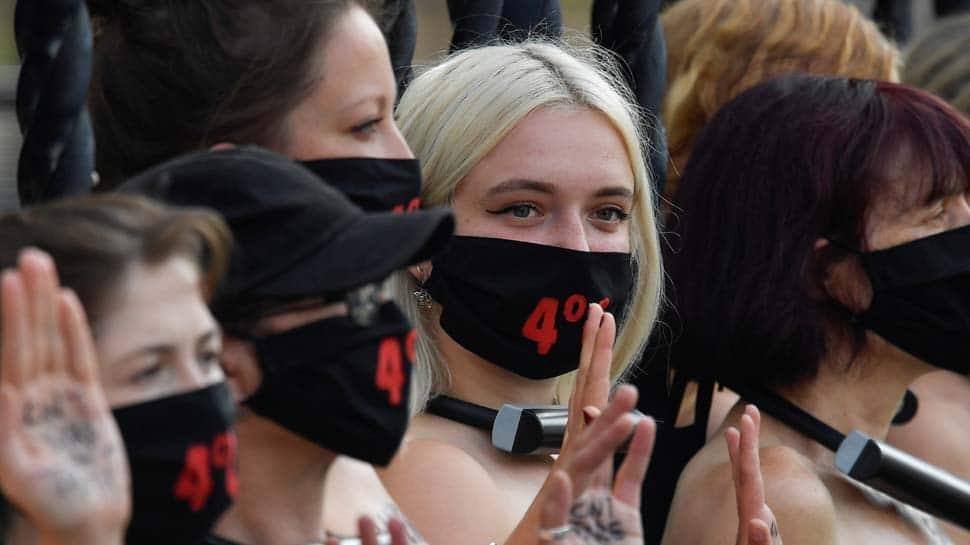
[0,250,129,544]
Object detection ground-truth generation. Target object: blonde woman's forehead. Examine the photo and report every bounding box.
[456,107,636,198]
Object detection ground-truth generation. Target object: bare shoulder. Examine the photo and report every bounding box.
[324,456,393,535]
[377,431,505,545]
[662,444,839,545]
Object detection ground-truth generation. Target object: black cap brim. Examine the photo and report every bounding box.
[248,207,454,299]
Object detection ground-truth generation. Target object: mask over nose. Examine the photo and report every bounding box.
[837,225,970,375]
[425,236,635,379]
[112,382,237,545]
[299,158,422,213]
[240,301,415,466]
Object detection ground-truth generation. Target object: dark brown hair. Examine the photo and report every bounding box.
[0,194,232,330]
[87,0,372,188]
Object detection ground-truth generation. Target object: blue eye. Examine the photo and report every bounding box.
[593,207,630,223]
[488,204,539,218]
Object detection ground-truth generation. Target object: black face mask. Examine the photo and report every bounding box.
[426,236,635,379]
[848,225,970,375]
[242,302,414,466]
[299,157,422,213]
[112,382,237,545]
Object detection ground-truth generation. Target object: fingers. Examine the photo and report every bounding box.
[538,470,573,545]
[612,416,656,506]
[20,250,64,378]
[565,385,639,492]
[730,405,772,545]
[568,303,604,442]
[584,311,615,412]
[745,519,771,545]
[1,271,29,387]
[725,426,741,497]
[738,406,766,510]
[59,290,99,386]
[387,517,409,545]
[358,516,380,545]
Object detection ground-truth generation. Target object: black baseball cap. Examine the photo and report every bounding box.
[119,147,453,315]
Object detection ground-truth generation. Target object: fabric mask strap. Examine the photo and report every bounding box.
[719,379,845,451]
[695,377,714,441]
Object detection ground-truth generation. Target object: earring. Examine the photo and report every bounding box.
[412,265,433,311]
[413,288,433,311]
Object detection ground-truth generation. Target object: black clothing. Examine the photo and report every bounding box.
[446,0,562,51]
[380,0,418,98]
[874,0,970,44]
[590,0,668,193]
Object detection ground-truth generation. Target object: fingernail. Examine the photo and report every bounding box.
[583,407,596,424]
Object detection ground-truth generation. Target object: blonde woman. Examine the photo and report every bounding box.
[379,42,779,545]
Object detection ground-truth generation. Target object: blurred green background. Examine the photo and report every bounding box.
[0,0,12,64]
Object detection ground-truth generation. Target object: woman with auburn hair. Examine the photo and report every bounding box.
[661,74,969,545]
[380,41,780,545]
[641,5,900,532]
[661,0,900,203]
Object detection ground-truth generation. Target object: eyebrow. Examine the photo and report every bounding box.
[485,178,634,199]
[486,179,555,196]
[111,328,220,366]
[341,93,387,112]
[594,186,634,199]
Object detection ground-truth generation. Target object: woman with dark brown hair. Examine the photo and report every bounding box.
[0,194,234,545]
[87,0,421,213]
[87,1,427,540]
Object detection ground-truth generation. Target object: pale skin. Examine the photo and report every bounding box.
[378,106,781,545]
[661,176,970,545]
[887,371,970,545]
[0,249,225,545]
[211,5,417,543]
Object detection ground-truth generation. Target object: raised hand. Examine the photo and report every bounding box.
[537,418,652,545]
[512,303,655,545]
[0,249,130,545]
[727,405,782,545]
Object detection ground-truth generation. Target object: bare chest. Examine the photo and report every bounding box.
[826,476,953,545]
